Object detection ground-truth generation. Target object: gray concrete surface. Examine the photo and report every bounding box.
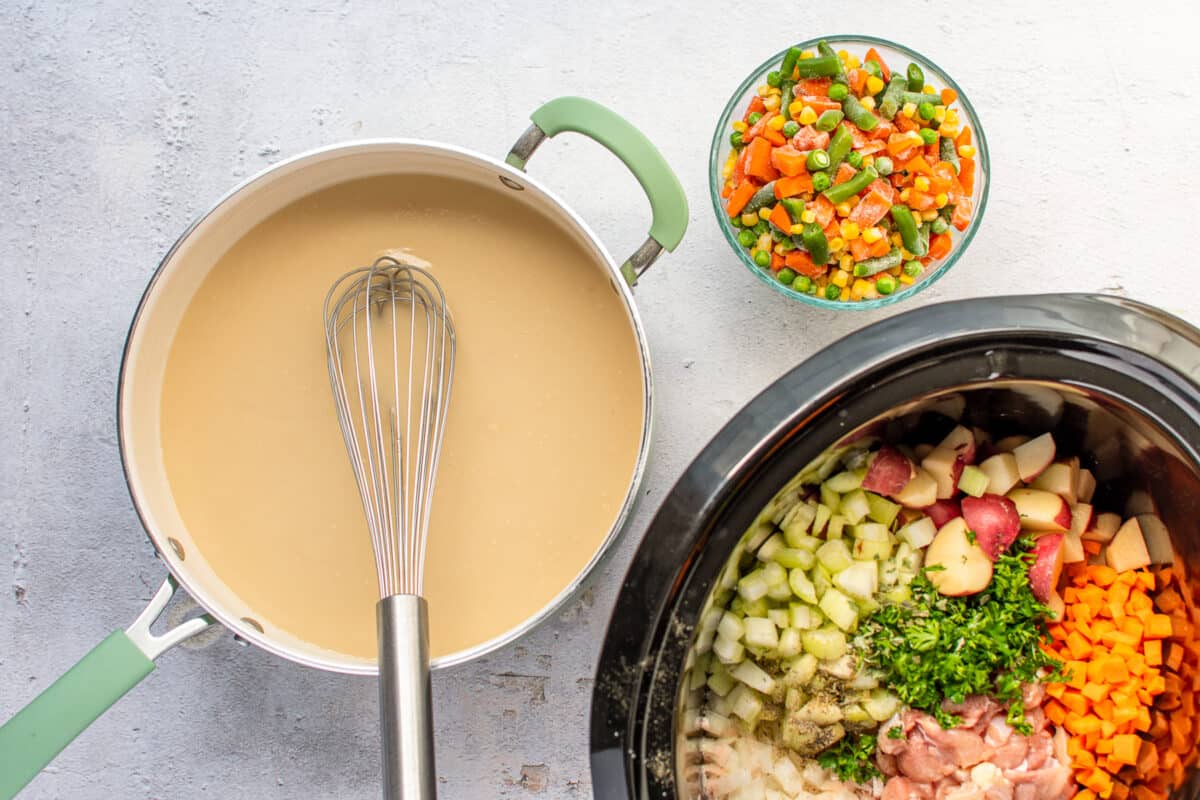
[4,2,1200,797]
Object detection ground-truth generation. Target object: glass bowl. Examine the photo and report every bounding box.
[709,34,990,310]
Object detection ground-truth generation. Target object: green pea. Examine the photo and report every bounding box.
[919,127,939,146]
[917,101,935,120]
[782,120,800,138]
[806,149,831,171]
[737,229,756,247]
[754,249,771,268]
[874,156,894,176]
[864,60,882,79]
[793,275,812,292]
[930,217,950,235]
[777,268,797,285]
[875,275,897,295]
[824,284,841,300]
[828,82,849,101]
[903,260,923,277]
[846,151,864,169]
[767,70,782,88]
[729,131,744,149]
[753,221,770,236]
[811,171,832,192]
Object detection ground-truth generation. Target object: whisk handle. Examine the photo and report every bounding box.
[378,595,437,799]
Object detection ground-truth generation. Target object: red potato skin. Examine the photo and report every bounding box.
[938,425,978,465]
[923,499,962,528]
[862,446,917,496]
[1028,533,1065,603]
[961,494,1021,560]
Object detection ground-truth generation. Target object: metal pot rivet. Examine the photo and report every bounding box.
[167,537,185,560]
[498,175,525,191]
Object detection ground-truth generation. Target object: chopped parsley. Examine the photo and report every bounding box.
[858,537,1062,733]
[818,734,882,784]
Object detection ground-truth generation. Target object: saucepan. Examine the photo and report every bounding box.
[590,294,1200,799]
[0,96,687,797]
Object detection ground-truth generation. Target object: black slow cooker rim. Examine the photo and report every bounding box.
[590,294,1200,800]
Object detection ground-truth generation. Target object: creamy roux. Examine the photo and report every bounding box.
[159,174,644,660]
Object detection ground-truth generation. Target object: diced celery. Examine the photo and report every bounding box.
[898,517,936,549]
[847,669,880,690]
[767,581,793,601]
[774,547,815,570]
[854,522,891,542]
[958,465,989,497]
[880,558,901,587]
[813,503,833,536]
[783,653,819,688]
[713,633,745,664]
[820,653,857,679]
[729,596,744,614]
[777,627,803,658]
[842,703,871,724]
[864,689,901,721]
[801,628,847,660]
[790,602,822,629]
[717,611,744,642]
[762,561,787,587]
[834,561,879,600]
[857,596,881,615]
[732,659,777,694]
[745,522,774,552]
[743,617,779,649]
[896,541,923,573]
[820,483,841,512]
[756,532,786,562]
[788,569,819,604]
[782,503,816,543]
[768,608,790,628]
[707,666,737,697]
[816,539,854,573]
[709,693,733,718]
[826,514,847,540]
[787,532,822,552]
[881,585,913,604]
[840,489,871,525]
[853,537,893,561]
[811,566,833,598]
[729,683,764,722]
[742,597,768,618]
[738,570,770,602]
[796,696,843,725]
[819,587,859,632]
[785,686,805,711]
[825,471,863,493]
[865,492,902,526]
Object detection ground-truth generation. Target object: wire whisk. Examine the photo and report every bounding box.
[324,254,455,799]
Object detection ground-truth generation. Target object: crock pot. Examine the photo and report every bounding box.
[590,294,1200,799]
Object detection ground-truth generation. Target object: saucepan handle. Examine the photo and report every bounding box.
[0,576,211,799]
[506,96,689,287]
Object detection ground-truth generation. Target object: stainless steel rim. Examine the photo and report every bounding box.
[117,137,655,674]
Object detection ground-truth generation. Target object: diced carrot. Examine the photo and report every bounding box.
[808,195,835,227]
[832,163,856,186]
[941,87,958,106]
[1134,706,1152,732]
[1074,790,1097,800]
[822,219,840,240]
[928,233,952,260]
[784,249,827,278]
[1066,631,1093,660]
[800,95,841,114]
[1155,588,1183,613]
[847,68,866,95]
[744,111,773,142]
[1101,656,1130,684]
[1095,699,1116,721]
[849,238,871,262]
[720,182,732,199]
[770,251,784,271]
[955,126,972,148]
[894,112,918,133]
[906,190,937,211]
[725,182,758,218]
[797,78,831,96]
[1046,699,1068,724]
[770,144,808,177]
[762,127,786,147]
[774,174,814,198]
[1066,713,1102,736]
[1170,614,1193,638]
[864,47,891,82]
[1082,683,1110,702]
[791,125,831,151]
[1146,614,1173,639]
[1047,682,1067,699]
[887,131,923,156]
[951,199,972,231]
[1061,691,1090,715]
[769,203,792,233]
[867,179,896,204]
[847,189,893,227]
[905,155,934,176]
[744,95,766,123]
[1065,661,1089,689]
[1083,539,1103,555]
[1089,565,1119,587]
[929,162,959,193]
[867,236,890,258]
[744,136,776,182]
[1165,641,1184,671]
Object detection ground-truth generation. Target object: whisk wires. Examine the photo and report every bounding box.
[324,256,455,598]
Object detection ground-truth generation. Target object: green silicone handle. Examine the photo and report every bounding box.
[0,631,154,798]
[513,96,688,253]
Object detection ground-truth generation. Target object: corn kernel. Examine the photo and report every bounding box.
[899,273,915,285]
[859,95,876,111]
[766,86,782,97]
[923,84,935,94]
[901,102,917,118]
[829,237,846,251]
[763,95,781,111]
[865,75,885,96]
[732,120,748,133]
[899,188,911,203]
[767,114,786,131]
[862,226,883,244]
[890,232,904,247]
[851,279,870,300]
[840,220,861,240]
[774,243,787,255]
[758,233,773,250]
[937,122,959,138]
[759,207,772,220]
[800,209,817,224]
[913,176,931,192]
[722,162,734,179]
[900,248,915,260]
[788,100,806,118]
[757,84,771,97]
[839,254,854,271]
[933,105,947,123]
[889,265,903,277]
[832,269,849,288]
[845,195,860,208]
[741,212,758,227]
[935,193,949,208]
[838,286,849,301]
[790,223,805,235]
[835,202,853,217]
[798,50,813,60]
[862,155,875,168]
[837,49,849,60]
[958,144,976,158]
[922,209,940,221]
[845,55,861,69]
[797,106,818,125]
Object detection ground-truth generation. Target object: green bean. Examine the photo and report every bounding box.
[827,82,849,101]
[777,267,797,285]
[826,124,854,176]
[853,248,903,277]
[939,204,955,224]
[822,166,879,204]
[890,205,925,257]
[918,222,931,257]
[903,91,942,106]
[744,183,777,214]
[906,63,925,93]
[806,149,831,172]
[875,274,897,295]
[802,223,830,265]
[878,76,907,120]
[841,95,879,131]
[863,60,882,80]
[817,40,846,82]
[940,136,961,174]
[814,109,844,132]
[779,80,796,124]
[779,197,807,222]
[780,47,802,80]
[795,55,843,78]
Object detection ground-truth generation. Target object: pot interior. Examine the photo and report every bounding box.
[120,142,650,673]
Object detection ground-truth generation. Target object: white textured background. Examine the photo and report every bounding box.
[3,2,1200,798]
